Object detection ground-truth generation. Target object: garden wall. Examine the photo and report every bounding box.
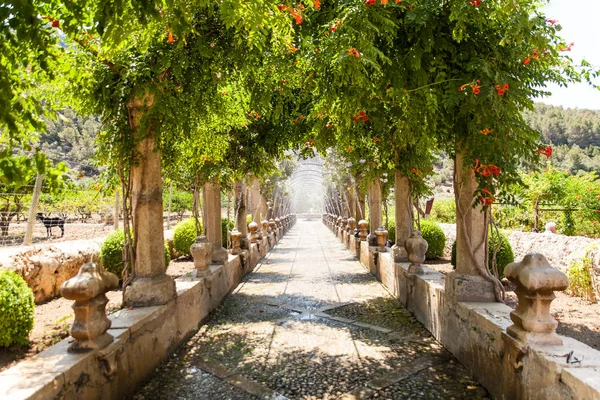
[439,223,600,298]
[0,228,287,400]
[0,240,103,304]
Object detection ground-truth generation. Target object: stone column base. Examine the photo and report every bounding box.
[444,271,496,302]
[507,324,563,346]
[124,274,177,307]
[391,245,408,263]
[211,247,229,265]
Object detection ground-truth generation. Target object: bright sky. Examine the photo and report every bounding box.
[540,0,600,110]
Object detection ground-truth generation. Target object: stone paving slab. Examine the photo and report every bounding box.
[135,221,490,400]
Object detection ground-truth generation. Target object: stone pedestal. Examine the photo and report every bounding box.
[203,177,228,265]
[190,236,213,278]
[60,262,119,352]
[261,220,269,237]
[445,150,492,302]
[391,172,412,262]
[124,92,176,307]
[504,254,569,345]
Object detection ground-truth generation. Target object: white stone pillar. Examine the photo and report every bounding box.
[391,172,413,262]
[367,179,382,242]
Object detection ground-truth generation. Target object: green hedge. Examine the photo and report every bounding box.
[173,218,202,257]
[451,231,514,278]
[418,219,446,259]
[0,269,35,347]
[101,229,170,277]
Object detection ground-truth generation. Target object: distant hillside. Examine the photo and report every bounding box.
[524,103,600,174]
[40,108,101,176]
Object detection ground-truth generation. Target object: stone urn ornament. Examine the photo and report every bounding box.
[358,220,368,241]
[261,220,269,237]
[405,230,428,274]
[504,254,569,345]
[231,229,242,255]
[268,218,277,233]
[375,226,388,252]
[248,221,260,243]
[60,262,119,352]
[190,235,213,277]
[347,217,356,233]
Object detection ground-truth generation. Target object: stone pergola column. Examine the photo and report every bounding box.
[234,180,249,249]
[367,179,382,243]
[124,92,176,307]
[391,172,413,262]
[249,177,262,224]
[354,174,365,222]
[203,177,228,264]
[445,149,495,302]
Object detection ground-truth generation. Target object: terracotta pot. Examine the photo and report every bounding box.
[190,236,213,277]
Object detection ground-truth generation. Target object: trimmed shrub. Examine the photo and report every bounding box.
[222,218,234,248]
[451,231,514,278]
[387,220,396,243]
[0,269,35,347]
[418,219,446,259]
[101,229,170,277]
[173,218,202,257]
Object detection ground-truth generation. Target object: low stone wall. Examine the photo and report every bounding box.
[325,220,600,400]
[0,240,103,304]
[439,223,600,298]
[0,223,292,400]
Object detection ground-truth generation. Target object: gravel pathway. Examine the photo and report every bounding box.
[135,220,490,400]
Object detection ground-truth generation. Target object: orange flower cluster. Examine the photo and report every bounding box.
[523,48,544,65]
[293,115,306,124]
[353,111,368,122]
[479,128,494,135]
[314,0,320,10]
[468,0,481,6]
[43,16,60,28]
[474,159,501,177]
[278,4,303,24]
[459,80,480,95]
[248,111,261,119]
[167,30,176,43]
[348,48,361,58]
[537,145,553,158]
[480,188,495,206]
[305,139,314,146]
[559,42,574,52]
[546,19,558,25]
[373,137,380,143]
[495,83,509,95]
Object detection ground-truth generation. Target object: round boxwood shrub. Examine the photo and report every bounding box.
[451,231,514,278]
[173,218,202,257]
[101,229,170,277]
[0,269,35,347]
[418,219,446,259]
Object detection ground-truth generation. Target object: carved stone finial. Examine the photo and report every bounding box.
[60,262,119,352]
[248,221,260,243]
[375,226,388,252]
[261,220,269,236]
[342,217,348,231]
[358,220,368,241]
[268,218,277,232]
[231,229,242,255]
[190,236,213,277]
[347,217,356,233]
[504,254,569,345]
[405,230,428,274]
